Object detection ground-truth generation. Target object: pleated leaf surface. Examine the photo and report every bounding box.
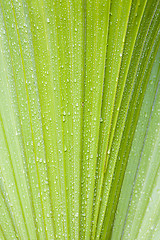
[0,0,160,239]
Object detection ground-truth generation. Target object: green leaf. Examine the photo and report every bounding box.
[111,46,160,240]
[0,0,160,239]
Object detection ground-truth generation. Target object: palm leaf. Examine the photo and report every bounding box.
[0,0,160,239]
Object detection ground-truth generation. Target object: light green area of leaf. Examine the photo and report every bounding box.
[80,1,110,239]
[0,0,160,239]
